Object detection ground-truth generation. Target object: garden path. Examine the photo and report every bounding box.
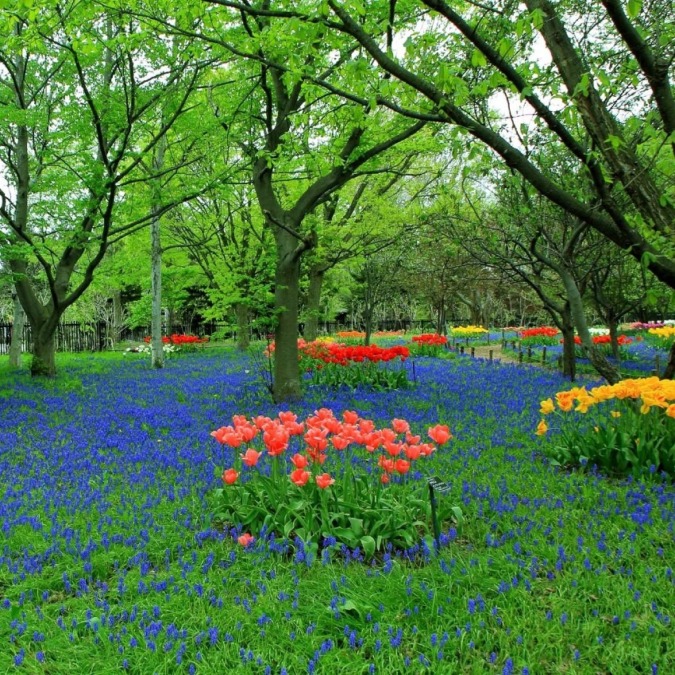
[460,344,525,365]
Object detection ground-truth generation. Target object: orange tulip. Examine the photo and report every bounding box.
[392,418,410,434]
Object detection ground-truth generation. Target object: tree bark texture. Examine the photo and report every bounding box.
[560,305,576,381]
[560,268,620,384]
[150,134,167,369]
[272,229,303,402]
[9,291,25,368]
[235,303,251,350]
[30,329,57,377]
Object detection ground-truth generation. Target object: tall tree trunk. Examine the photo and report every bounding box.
[560,305,576,381]
[607,317,620,360]
[436,303,445,335]
[150,210,164,369]
[561,268,620,384]
[9,291,24,368]
[272,231,302,402]
[235,303,250,350]
[304,266,325,342]
[31,326,57,377]
[150,134,167,369]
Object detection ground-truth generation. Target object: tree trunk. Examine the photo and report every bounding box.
[150,133,167,369]
[31,328,56,377]
[151,209,164,369]
[272,232,302,402]
[560,306,576,381]
[235,303,250,350]
[607,317,619,360]
[304,266,325,342]
[561,268,620,384]
[436,302,446,335]
[9,291,24,368]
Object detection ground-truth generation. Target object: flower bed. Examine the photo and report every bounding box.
[450,325,488,339]
[212,410,456,556]
[536,377,675,477]
[410,333,448,357]
[299,341,410,389]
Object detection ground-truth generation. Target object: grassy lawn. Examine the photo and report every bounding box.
[0,348,673,673]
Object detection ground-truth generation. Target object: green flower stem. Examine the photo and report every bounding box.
[319,487,330,531]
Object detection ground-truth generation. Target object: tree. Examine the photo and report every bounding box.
[0,4,209,375]
[236,0,674,288]
[300,155,439,341]
[158,5,430,400]
[166,179,275,350]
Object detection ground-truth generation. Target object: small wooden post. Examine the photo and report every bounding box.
[489,349,493,362]
[518,350,523,364]
[542,347,547,364]
[460,345,464,354]
[527,345,532,361]
[470,347,475,357]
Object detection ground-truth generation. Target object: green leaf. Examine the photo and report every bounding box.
[360,535,376,557]
[627,0,642,19]
[574,73,591,97]
[471,49,487,68]
[497,38,513,58]
[348,517,364,537]
[606,134,623,150]
[530,8,544,30]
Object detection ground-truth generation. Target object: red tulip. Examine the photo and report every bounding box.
[290,453,308,469]
[394,459,410,474]
[290,468,311,486]
[238,533,255,546]
[240,448,262,467]
[315,473,335,489]
[428,424,452,445]
[222,468,239,485]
